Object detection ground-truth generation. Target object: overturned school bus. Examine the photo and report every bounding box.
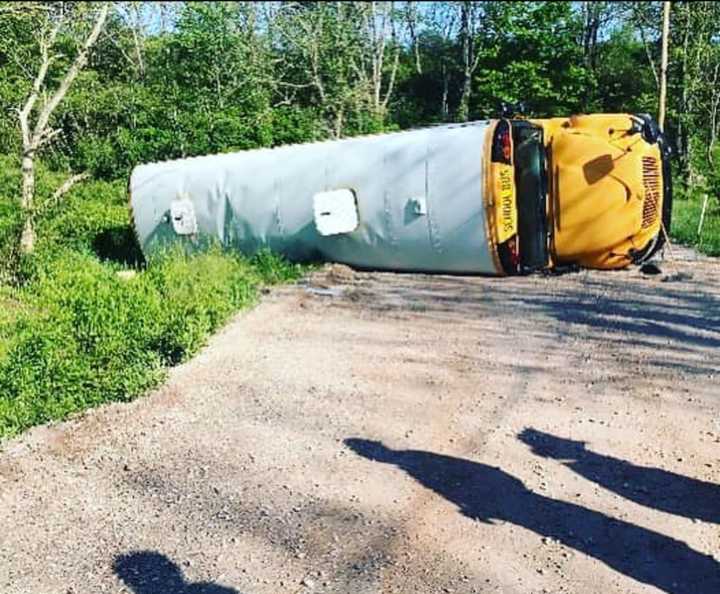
[130,113,672,275]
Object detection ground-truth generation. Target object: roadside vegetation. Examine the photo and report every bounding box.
[0,2,718,438]
[0,157,302,439]
[672,190,720,257]
[0,246,300,438]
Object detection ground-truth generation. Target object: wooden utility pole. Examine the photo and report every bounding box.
[658,1,671,130]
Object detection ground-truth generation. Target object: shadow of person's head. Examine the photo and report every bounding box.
[344,438,397,463]
[518,428,587,460]
[114,551,238,594]
[114,552,185,594]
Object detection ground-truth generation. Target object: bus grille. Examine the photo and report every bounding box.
[642,156,661,229]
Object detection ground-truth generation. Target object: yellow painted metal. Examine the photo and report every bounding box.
[533,114,664,269]
[492,162,518,245]
[483,120,518,274]
[482,121,506,275]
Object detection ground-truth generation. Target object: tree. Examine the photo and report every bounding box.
[470,2,592,118]
[355,1,401,122]
[456,1,485,122]
[13,2,109,254]
[276,2,402,138]
[275,2,359,138]
[578,1,621,72]
[657,0,670,130]
[0,0,717,217]
[666,1,720,186]
[590,25,657,114]
[421,2,460,120]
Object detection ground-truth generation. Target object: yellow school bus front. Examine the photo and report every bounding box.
[535,114,669,270]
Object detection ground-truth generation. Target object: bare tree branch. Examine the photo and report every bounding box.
[40,172,90,214]
[32,3,110,142]
[633,5,660,89]
[18,20,62,150]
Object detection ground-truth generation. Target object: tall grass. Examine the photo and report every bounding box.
[0,161,304,439]
[670,190,720,257]
[0,248,300,438]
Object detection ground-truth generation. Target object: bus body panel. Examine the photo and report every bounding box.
[130,121,501,275]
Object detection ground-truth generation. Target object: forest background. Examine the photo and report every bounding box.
[0,1,717,437]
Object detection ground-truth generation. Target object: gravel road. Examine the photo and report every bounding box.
[1,248,719,594]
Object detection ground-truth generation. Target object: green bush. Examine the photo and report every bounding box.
[35,179,131,252]
[0,285,23,360]
[0,252,161,436]
[0,247,302,439]
[0,198,20,284]
[0,156,135,281]
[141,247,260,364]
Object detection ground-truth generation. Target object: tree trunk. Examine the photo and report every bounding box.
[15,2,109,256]
[441,63,449,120]
[457,1,480,123]
[334,108,344,139]
[582,2,601,70]
[458,78,471,123]
[458,3,472,122]
[676,3,691,184]
[20,152,36,254]
[658,1,670,131]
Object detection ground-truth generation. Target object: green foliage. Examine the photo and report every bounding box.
[0,285,22,360]
[37,179,130,253]
[470,2,593,118]
[0,247,302,439]
[0,162,21,284]
[251,249,307,285]
[140,247,260,364]
[0,152,303,439]
[0,155,134,279]
[671,191,720,257]
[591,26,658,115]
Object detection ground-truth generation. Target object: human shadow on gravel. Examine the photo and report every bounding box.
[519,428,720,524]
[114,551,239,594]
[344,438,720,594]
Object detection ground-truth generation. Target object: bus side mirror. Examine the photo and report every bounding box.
[634,113,661,144]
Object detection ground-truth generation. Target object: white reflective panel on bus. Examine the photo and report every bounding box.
[170,197,198,236]
[313,189,359,236]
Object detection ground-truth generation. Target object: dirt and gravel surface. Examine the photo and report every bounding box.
[1,247,719,594]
